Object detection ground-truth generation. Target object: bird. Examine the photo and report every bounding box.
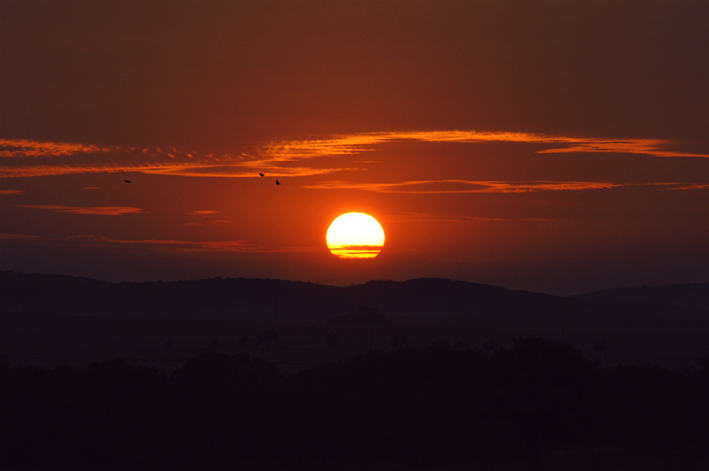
[276,180,280,185]
[124,180,132,183]
[259,173,264,177]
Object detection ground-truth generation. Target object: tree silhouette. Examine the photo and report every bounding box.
[164,323,173,351]
[390,334,409,349]
[492,338,597,470]
[256,330,279,348]
[482,339,499,356]
[237,336,253,348]
[324,332,339,350]
[594,339,609,365]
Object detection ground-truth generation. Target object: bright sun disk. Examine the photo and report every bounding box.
[326,212,384,259]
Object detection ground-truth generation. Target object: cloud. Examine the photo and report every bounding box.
[59,235,257,253]
[0,139,350,179]
[17,205,145,216]
[385,212,556,223]
[0,189,23,195]
[306,180,709,194]
[188,210,220,215]
[6,233,320,254]
[666,183,709,190]
[182,219,234,227]
[304,180,629,194]
[262,130,709,160]
[0,233,38,240]
[0,138,108,157]
[183,210,234,226]
[2,130,705,180]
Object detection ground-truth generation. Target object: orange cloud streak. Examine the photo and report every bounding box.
[304,180,628,194]
[385,212,556,223]
[17,205,145,216]
[306,180,709,193]
[2,131,705,180]
[60,235,256,253]
[5,233,320,255]
[188,210,220,215]
[0,138,108,157]
[262,131,709,160]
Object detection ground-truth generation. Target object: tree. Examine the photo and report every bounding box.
[324,332,339,350]
[256,330,279,348]
[482,339,499,356]
[237,336,253,348]
[390,334,409,349]
[492,338,597,469]
[594,339,609,365]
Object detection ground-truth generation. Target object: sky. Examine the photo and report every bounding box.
[1,0,707,295]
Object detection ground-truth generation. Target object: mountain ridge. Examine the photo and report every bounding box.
[573,283,709,311]
[1,271,706,325]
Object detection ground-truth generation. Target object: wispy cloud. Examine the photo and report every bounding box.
[666,183,709,190]
[0,233,38,240]
[305,180,709,194]
[5,233,319,254]
[2,131,705,180]
[183,210,233,226]
[0,139,347,179]
[0,138,108,157]
[182,219,234,227]
[0,189,23,195]
[304,180,628,194]
[188,210,220,215]
[17,205,145,216]
[262,130,709,160]
[385,212,556,223]
[60,235,257,253]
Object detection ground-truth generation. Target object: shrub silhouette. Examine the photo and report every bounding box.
[255,329,279,348]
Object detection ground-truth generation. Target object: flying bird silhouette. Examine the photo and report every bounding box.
[259,173,264,177]
[276,180,280,185]
[124,180,132,183]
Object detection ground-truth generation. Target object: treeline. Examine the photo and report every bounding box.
[0,340,707,470]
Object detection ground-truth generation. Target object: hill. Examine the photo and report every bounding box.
[1,272,706,329]
[573,283,709,311]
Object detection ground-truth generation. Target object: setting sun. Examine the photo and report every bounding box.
[326,212,385,259]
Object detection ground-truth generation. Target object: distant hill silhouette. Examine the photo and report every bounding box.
[1,271,706,327]
[573,283,709,311]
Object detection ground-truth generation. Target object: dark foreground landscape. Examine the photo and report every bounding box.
[1,341,708,471]
[0,272,708,470]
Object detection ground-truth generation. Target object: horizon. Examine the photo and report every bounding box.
[1,1,707,296]
[3,268,707,299]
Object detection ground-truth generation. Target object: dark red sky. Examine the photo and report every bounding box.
[1,1,707,295]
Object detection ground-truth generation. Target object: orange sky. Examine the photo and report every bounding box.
[1,1,707,295]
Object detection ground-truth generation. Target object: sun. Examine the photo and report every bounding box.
[326,212,385,259]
